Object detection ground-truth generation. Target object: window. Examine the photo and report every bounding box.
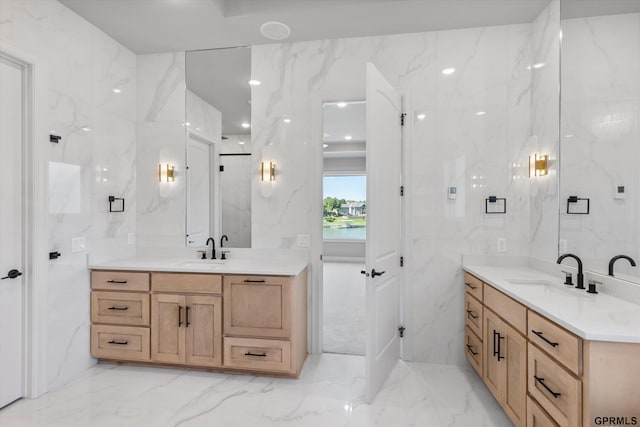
[323,175,366,239]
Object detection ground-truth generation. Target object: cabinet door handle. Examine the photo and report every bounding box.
[185,306,190,327]
[244,352,267,357]
[493,330,499,358]
[465,282,477,290]
[178,305,183,327]
[107,306,129,311]
[497,333,504,361]
[466,344,478,356]
[108,340,128,345]
[466,309,478,320]
[531,330,559,348]
[107,280,127,284]
[243,279,266,283]
[534,376,561,398]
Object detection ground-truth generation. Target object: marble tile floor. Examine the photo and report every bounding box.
[0,354,512,427]
[323,262,366,356]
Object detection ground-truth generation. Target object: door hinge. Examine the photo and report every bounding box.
[398,326,406,338]
[219,165,224,172]
[400,186,404,196]
[320,254,323,261]
[400,113,407,126]
[400,256,404,267]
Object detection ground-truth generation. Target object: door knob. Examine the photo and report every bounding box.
[1,269,23,280]
[371,269,386,277]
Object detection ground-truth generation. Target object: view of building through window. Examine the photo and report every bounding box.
[323,175,366,239]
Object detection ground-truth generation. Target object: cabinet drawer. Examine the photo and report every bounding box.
[223,275,291,338]
[91,271,149,292]
[464,293,483,338]
[484,284,527,335]
[528,311,582,376]
[152,273,222,294]
[223,337,291,372]
[91,325,150,362]
[91,291,150,326]
[464,272,483,301]
[528,344,582,427]
[527,396,560,427]
[465,326,482,377]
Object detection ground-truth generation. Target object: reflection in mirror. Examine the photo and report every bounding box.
[185,47,252,248]
[560,1,640,282]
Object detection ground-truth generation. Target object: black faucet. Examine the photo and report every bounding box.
[220,235,229,248]
[608,255,636,277]
[557,253,584,289]
[206,237,216,260]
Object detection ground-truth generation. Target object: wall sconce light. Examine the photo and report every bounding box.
[261,161,275,181]
[529,153,548,177]
[158,163,175,182]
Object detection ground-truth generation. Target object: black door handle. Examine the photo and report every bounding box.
[371,269,385,277]
[1,269,22,280]
[185,306,191,327]
[178,305,183,327]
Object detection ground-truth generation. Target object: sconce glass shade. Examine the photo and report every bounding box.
[529,153,548,177]
[159,164,175,182]
[261,161,275,181]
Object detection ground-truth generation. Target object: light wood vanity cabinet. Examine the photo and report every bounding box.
[464,271,640,427]
[90,267,307,377]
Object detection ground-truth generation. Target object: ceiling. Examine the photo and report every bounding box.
[59,0,553,54]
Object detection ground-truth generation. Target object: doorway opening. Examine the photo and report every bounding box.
[321,101,367,356]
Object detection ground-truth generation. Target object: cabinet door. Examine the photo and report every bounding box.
[151,294,186,364]
[483,309,502,401]
[223,275,291,338]
[185,295,222,367]
[503,322,527,427]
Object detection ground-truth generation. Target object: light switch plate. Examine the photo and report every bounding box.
[497,238,507,253]
[296,234,310,247]
[71,236,86,253]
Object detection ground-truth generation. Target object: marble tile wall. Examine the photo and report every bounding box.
[251,22,538,363]
[0,0,137,389]
[529,0,561,262]
[560,12,640,280]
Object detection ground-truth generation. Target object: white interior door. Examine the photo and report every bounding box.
[365,62,402,402]
[186,133,211,247]
[0,56,25,408]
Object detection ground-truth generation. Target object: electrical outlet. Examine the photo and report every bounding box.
[497,238,507,253]
[559,239,567,253]
[296,234,310,248]
[71,236,86,253]
[128,232,135,245]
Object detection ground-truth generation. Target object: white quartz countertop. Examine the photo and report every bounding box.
[89,256,308,277]
[463,264,640,343]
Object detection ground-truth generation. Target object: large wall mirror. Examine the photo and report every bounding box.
[185,47,252,248]
[559,1,640,283]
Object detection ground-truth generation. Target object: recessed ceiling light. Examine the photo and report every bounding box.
[475,111,486,116]
[112,88,122,94]
[532,62,545,69]
[442,68,456,75]
[82,126,91,132]
[344,135,352,140]
[565,134,574,138]
[238,141,245,145]
[260,21,291,41]
[323,144,329,148]
[283,118,291,123]
[337,102,348,108]
[183,122,191,127]
[241,122,251,129]
[248,79,261,86]
[196,127,201,131]
[417,113,426,120]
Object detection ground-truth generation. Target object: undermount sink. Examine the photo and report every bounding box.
[176,259,226,268]
[506,279,554,286]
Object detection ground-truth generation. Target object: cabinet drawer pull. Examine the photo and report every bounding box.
[465,282,477,290]
[178,305,183,327]
[244,352,267,357]
[107,306,129,311]
[185,306,191,327]
[106,280,127,284]
[534,376,561,398]
[531,330,559,348]
[466,309,478,319]
[108,340,128,345]
[493,330,505,361]
[466,344,478,356]
[243,279,266,283]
